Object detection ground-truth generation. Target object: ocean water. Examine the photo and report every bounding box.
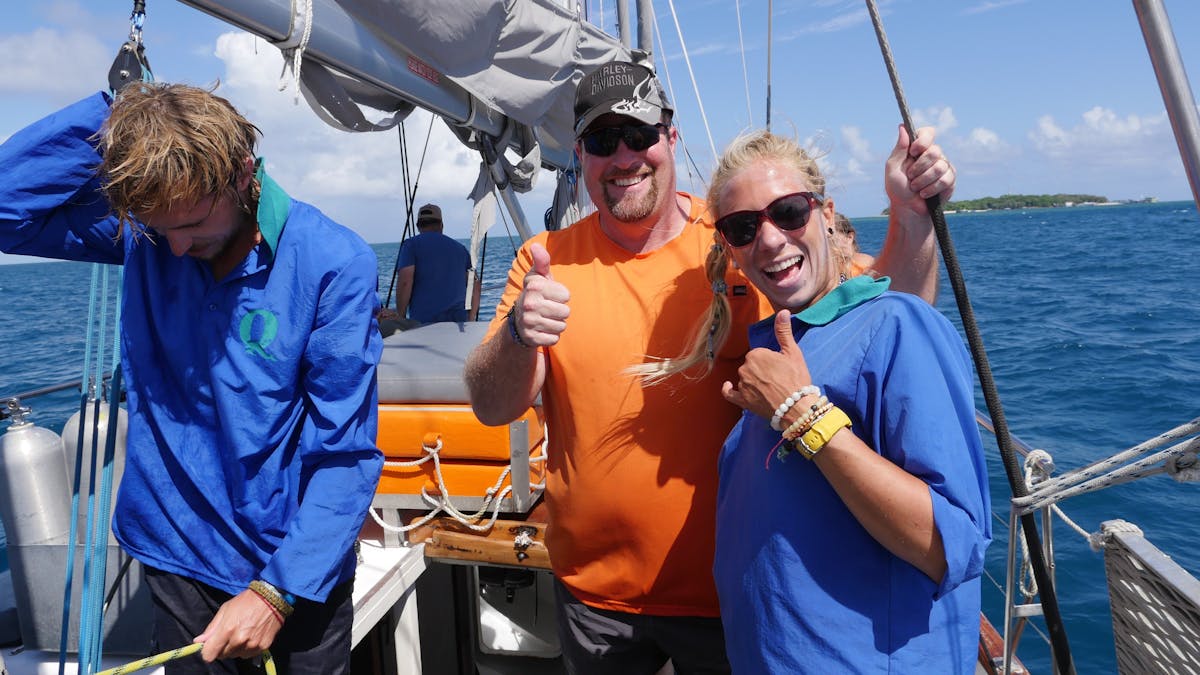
[1,201,1198,672]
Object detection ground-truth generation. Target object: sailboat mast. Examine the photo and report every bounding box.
[1133,0,1200,215]
[636,0,654,55]
[616,0,631,49]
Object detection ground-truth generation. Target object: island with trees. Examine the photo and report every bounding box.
[881,193,1155,215]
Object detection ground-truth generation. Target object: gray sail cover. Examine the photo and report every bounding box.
[184,0,621,240]
[338,0,629,162]
[185,0,631,165]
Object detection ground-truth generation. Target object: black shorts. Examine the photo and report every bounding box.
[552,577,730,675]
[144,566,353,675]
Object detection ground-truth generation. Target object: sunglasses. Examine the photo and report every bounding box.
[714,191,824,248]
[580,123,667,157]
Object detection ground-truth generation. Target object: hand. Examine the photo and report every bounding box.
[722,310,815,421]
[512,243,570,347]
[885,125,955,218]
[195,589,284,662]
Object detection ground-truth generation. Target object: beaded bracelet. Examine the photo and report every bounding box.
[770,385,821,431]
[506,307,532,348]
[795,406,852,460]
[781,397,831,441]
[249,579,295,619]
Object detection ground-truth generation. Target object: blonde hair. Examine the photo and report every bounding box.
[99,83,261,231]
[630,130,847,385]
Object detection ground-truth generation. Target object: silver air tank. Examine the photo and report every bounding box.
[61,402,128,543]
[0,402,71,547]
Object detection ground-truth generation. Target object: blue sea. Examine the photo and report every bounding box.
[1,201,1197,672]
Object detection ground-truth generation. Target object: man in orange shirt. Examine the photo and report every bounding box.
[464,59,955,673]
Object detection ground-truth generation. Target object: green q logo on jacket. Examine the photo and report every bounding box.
[239,309,279,361]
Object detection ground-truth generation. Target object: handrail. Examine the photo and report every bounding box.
[976,409,1035,459]
[0,373,113,420]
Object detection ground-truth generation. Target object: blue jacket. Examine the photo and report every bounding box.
[0,92,384,602]
[714,278,991,674]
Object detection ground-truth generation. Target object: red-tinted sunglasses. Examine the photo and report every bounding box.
[714,191,824,248]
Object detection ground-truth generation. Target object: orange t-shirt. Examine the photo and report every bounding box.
[485,194,772,616]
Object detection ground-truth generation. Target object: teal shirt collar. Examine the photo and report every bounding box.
[793,275,891,326]
[255,158,290,255]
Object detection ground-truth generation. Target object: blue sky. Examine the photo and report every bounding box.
[2,0,1198,265]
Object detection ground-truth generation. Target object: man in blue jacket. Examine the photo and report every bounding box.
[0,83,384,673]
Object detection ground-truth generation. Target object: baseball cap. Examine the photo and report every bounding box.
[574,60,673,136]
[417,203,442,225]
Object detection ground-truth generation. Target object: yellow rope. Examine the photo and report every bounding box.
[94,643,276,675]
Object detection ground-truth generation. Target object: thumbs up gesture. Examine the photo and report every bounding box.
[511,243,571,347]
[722,310,815,420]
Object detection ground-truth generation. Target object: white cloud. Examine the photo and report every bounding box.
[951,126,1019,167]
[0,28,111,99]
[834,126,872,184]
[1028,106,1168,163]
[205,32,532,241]
[963,0,1031,16]
[912,106,958,134]
[841,125,873,163]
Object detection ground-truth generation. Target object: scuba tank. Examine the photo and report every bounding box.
[61,402,129,543]
[0,401,71,647]
[0,403,71,547]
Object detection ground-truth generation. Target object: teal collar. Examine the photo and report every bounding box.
[254,159,290,255]
[793,275,891,326]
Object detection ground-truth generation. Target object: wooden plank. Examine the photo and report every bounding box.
[977,612,1029,674]
[417,518,553,570]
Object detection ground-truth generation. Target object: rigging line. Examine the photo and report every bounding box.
[384,123,412,309]
[681,141,708,195]
[733,0,754,125]
[493,188,520,257]
[765,0,772,130]
[1020,416,1200,499]
[663,0,718,162]
[1018,436,1200,513]
[404,113,436,234]
[863,2,1075,673]
[649,17,704,196]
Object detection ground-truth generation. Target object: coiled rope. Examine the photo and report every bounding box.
[94,644,276,675]
[368,437,546,535]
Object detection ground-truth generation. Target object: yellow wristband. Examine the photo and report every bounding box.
[797,406,852,460]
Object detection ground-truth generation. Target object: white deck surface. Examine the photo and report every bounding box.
[1,541,426,674]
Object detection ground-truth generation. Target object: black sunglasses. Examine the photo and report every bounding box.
[714,191,824,248]
[580,123,667,157]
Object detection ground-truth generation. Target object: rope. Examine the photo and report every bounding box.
[663,0,718,162]
[58,264,103,674]
[369,439,546,535]
[732,0,754,125]
[95,644,276,675]
[1015,417,1200,512]
[863,2,1076,672]
[277,0,314,104]
[384,114,436,309]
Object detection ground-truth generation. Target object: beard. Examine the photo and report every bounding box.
[603,170,661,223]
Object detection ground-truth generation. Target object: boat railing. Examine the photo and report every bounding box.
[0,374,114,421]
[976,408,1200,674]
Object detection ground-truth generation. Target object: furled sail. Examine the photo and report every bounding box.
[182,0,631,233]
